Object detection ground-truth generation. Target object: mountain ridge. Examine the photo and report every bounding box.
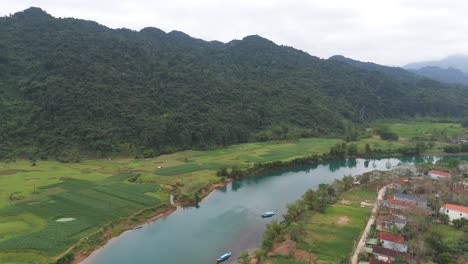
[1,7,467,159]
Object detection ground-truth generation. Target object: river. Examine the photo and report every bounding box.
[83,156,466,264]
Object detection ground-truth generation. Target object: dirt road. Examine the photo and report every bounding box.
[350,185,388,264]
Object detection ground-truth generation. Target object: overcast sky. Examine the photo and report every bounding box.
[1,0,467,66]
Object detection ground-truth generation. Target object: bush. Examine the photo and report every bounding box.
[443,145,461,153]
[376,126,399,141]
[56,253,74,264]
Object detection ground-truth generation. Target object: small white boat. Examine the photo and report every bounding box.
[217,252,231,262]
[261,211,275,218]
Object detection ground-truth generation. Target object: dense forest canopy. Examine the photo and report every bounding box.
[1,7,467,159]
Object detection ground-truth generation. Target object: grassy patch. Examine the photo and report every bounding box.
[432,224,464,243]
[300,189,375,262]
[0,213,47,242]
[375,121,466,140]
[0,250,51,264]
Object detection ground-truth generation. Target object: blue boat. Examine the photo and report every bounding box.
[217,252,231,262]
[262,211,275,218]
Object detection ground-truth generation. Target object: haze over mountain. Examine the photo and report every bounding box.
[404,55,468,86]
[408,66,468,86]
[405,54,468,74]
[1,7,467,160]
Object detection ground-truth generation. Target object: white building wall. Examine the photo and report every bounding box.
[381,240,408,253]
[429,172,448,180]
[441,207,468,221]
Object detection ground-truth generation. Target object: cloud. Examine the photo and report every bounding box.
[1,0,467,66]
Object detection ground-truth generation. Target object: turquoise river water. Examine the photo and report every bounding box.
[83,156,466,264]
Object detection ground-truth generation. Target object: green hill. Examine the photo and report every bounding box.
[1,7,467,159]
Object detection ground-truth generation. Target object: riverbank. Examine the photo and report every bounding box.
[72,179,234,264]
[71,205,178,264]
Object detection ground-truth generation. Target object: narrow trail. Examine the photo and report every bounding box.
[350,184,389,264]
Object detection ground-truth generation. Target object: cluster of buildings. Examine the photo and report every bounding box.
[359,169,468,263]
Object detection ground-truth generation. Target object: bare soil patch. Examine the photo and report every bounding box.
[340,199,351,205]
[337,216,350,225]
[268,239,316,262]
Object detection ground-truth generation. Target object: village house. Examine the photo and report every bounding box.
[372,246,411,262]
[377,232,407,253]
[393,193,427,209]
[439,203,468,221]
[428,170,450,180]
[377,214,407,231]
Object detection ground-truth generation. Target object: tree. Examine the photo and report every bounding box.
[436,252,454,264]
[261,220,282,250]
[375,126,399,141]
[438,213,449,224]
[284,200,306,223]
[365,143,372,155]
[347,143,358,156]
[342,175,354,191]
[289,222,305,242]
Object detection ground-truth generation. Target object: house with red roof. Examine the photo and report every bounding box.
[377,232,407,252]
[439,203,468,221]
[428,170,450,180]
[372,246,411,261]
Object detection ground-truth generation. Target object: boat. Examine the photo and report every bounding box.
[216,252,231,262]
[130,226,142,230]
[261,211,275,218]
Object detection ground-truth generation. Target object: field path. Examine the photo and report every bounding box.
[350,184,389,264]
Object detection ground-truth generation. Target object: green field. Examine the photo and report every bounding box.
[299,189,375,262]
[375,121,466,140]
[0,121,466,263]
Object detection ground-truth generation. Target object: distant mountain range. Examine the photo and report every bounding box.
[0,7,467,159]
[405,54,468,73]
[404,55,468,86]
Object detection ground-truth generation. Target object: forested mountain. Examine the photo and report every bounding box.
[1,7,467,159]
[405,54,468,73]
[408,66,468,86]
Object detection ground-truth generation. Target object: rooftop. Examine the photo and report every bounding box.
[373,246,411,258]
[442,203,468,213]
[386,197,416,208]
[394,193,427,203]
[429,170,450,177]
[378,232,405,244]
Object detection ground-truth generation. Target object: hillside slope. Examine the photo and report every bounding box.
[1,8,467,159]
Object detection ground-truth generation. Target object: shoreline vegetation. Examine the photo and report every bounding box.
[0,121,467,263]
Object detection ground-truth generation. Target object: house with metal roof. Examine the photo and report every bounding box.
[377,232,407,253]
